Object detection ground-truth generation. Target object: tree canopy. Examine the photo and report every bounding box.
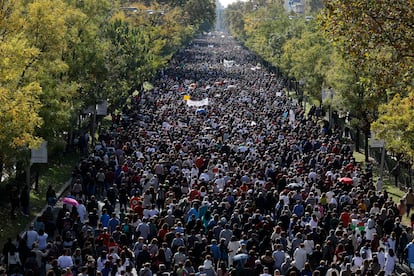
[319,0,414,97]
[319,0,414,158]
[0,0,215,181]
[372,92,414,161]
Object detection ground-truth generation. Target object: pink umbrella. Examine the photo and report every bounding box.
[339,177,353,185]
[62,197,79,206]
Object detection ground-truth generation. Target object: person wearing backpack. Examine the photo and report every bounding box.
[359,242,372,260]
[7,248,21,275]
[405,239,414,273]
[23,225,39,251]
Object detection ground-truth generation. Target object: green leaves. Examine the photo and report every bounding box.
[320,0,414,97]
[319,0,414,159]
[372,92,414,161]
[184,0,216,28]
[225,1,330,100]
[280,29,332,102]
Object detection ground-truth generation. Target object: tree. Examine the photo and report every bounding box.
[319,0,414,97]
[305,0,324,14]
[103,19,157,109]
[19,0,86,143]
[372,92,414,162]
[319,0,414,160]
[223,2,247,40]
[0,0,213,180]
[324,50,381,158]
[242,4,288,65]
[280,27,332,103]
[183,0,216,30]
[0,1,45,177]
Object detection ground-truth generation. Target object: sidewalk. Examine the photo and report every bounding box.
[22,178,73,236]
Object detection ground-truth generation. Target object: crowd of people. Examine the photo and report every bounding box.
[2,32,414,276]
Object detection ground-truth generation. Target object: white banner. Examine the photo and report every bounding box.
[370,131,385,148]
[31,141,48,163]
[97,100,108,116]
[289,109,296,124]
[223,59,235,68]
[186,98,209,107]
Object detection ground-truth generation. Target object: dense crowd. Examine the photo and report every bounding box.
[2,32,414,276]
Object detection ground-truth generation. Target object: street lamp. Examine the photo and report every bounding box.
[322,87,334,128]
[328,87,334,129]
[299,78,305,109]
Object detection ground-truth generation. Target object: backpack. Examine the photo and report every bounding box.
[361,247,368,259]
[344,240,354,254]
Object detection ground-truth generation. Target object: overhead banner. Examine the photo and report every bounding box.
[223,59,235,68]
[186,98,209,107]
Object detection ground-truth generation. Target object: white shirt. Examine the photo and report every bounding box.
[352,256,363,269]
[308,171,317,182]
[97,257,108,271]
[303,240,314,255]
[57,255,74,268]
[279,194,289,206]
[25,230,39,249]
[329,197,338,207]
[227,241,240,255]
[377,251,386,269]
[214,177,225,191]
[384,253,397,275]
[365,227,376,241]
[203,259,213,269]
[293,247,307,270]
[326,268,340,276]
[309,218,318,229]
[199,172,210,182]
[77,204,87,223]
[326,191,335,202]
[8,253,21,265]
[37,233,48,250]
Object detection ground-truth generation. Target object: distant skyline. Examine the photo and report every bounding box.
[219,0,291,9]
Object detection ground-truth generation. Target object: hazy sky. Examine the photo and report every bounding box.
[219,0,244,8]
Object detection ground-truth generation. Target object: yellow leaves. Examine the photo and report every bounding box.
[25,0,70,52]
[0,0,46,153]
[0,33,40,83]
[0,81,43,150]
[13,134,42,149]
[244,15,260,36]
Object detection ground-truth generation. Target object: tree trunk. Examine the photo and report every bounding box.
[0,160,3,183]
[355,127,360,152]
[364,130,369,162]
[15,161,26,186]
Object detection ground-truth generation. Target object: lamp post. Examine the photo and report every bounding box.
[90,82,104,148]
[328,87,334,129]
[299,79,305,109]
